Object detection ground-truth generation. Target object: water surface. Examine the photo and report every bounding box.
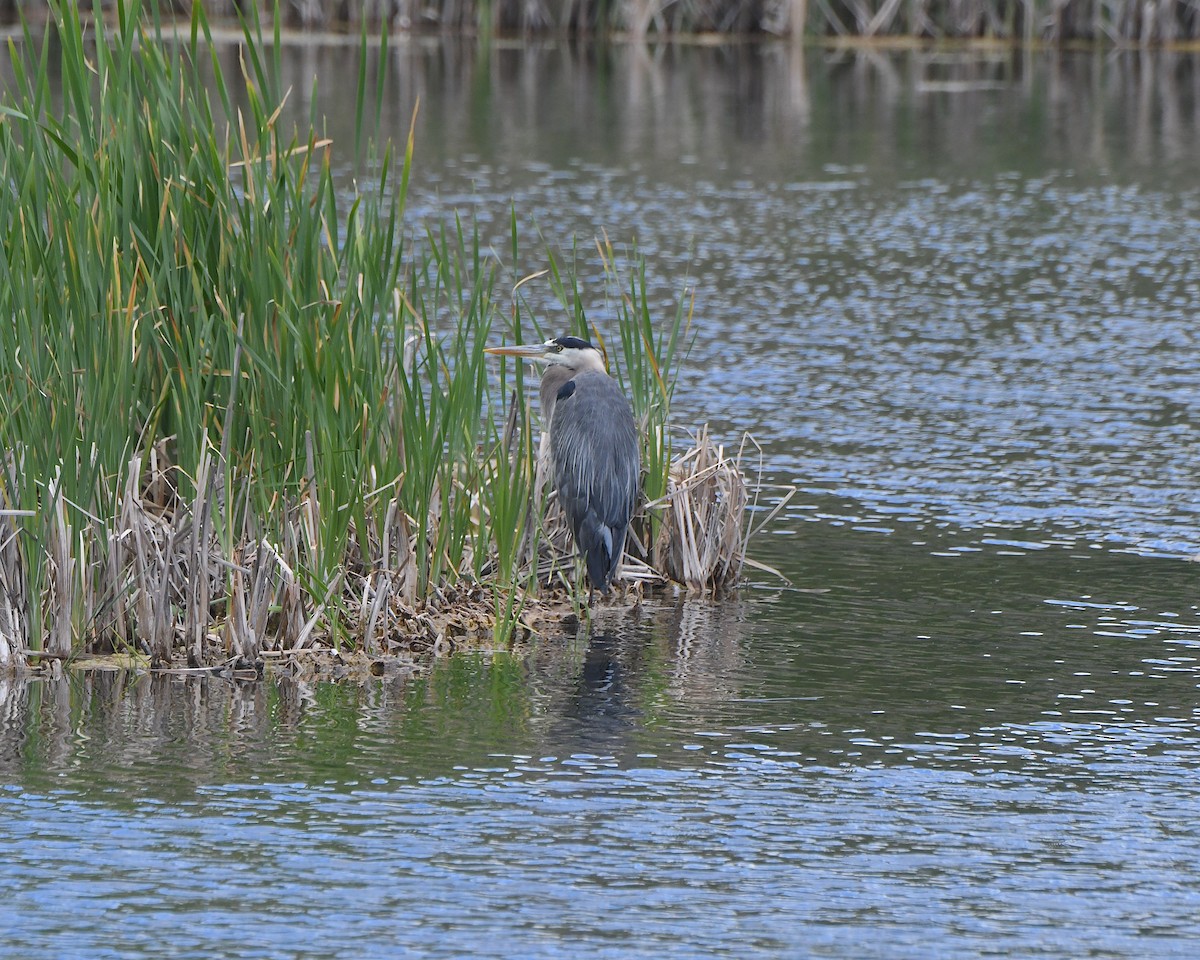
[4,529,1200,957]
[316,40,1200,557]
[4,40,1200,959]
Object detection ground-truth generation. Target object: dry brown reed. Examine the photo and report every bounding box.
[650,427,750,595]
[0,504,30,670]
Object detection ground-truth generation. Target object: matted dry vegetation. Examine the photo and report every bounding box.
[1,427,763,678]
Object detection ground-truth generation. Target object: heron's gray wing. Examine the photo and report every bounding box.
[549,370,640,590]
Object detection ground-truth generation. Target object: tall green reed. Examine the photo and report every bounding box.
[0,0,488,652]
[0,0,695,661]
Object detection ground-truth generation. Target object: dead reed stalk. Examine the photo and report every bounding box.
[0,509,28,672]
[184,446,218,666]
[650,426,750,595]
[0,454,29,671]
[120,456,177,666]
[46,474,75,659]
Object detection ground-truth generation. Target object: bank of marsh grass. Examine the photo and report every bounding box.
[0,0,765,675]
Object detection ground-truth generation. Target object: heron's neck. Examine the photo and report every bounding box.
[538,365,572,425]
[538,353,605,423]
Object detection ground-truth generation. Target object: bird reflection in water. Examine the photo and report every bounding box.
[538,598,754,761]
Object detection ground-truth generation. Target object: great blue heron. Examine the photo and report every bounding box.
[485,336,640,597]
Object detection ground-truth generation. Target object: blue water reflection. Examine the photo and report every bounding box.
[6,753,1200,958]
[5,529,1200,958]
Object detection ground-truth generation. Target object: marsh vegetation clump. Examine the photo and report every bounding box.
[0,1,770,676]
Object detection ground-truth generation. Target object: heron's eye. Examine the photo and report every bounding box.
[550,343,563,353]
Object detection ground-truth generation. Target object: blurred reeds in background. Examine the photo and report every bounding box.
[3,0,1196,43]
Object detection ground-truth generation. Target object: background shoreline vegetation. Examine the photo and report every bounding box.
[0,0,756,676]
[4,0,1200,44]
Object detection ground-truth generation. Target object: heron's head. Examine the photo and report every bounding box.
[485,336,606,374]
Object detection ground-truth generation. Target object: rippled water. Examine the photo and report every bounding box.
[4,40,1200,959]
[379,44,1200,557]
[6,531,1200,957]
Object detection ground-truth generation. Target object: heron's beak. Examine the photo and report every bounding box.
[484,344,549,360]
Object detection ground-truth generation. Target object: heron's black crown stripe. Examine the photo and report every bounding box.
[556,380,577,402]
[552,336,593,351]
